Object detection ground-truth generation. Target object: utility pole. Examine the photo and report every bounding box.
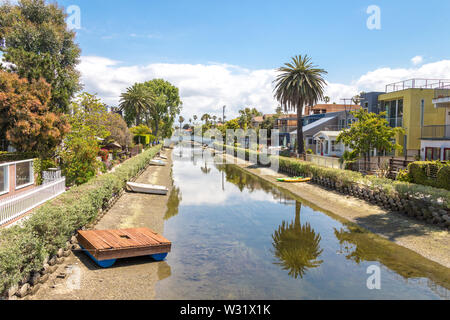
[222,105,226,125]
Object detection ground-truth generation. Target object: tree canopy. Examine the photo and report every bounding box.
[274,55,327,154]
[0,0,82,113]
[336,109,405,164]
[0,70,69,157]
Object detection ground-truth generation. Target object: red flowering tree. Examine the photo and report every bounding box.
[0,71,69,158]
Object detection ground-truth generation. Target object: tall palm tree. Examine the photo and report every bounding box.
[274,55,327,155]
[119,83,154,126]
[212,115,217,126]
[272,202,323,279]
[193,115,198,125]
[201,113,211,126]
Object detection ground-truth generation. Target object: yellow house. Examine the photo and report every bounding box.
[378,79,449,158]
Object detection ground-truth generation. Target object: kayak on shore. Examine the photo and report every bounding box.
[277,177,312,183]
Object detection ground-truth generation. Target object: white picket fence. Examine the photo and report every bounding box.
[0,177,66,226]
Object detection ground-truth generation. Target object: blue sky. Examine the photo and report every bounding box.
[51,0,450,118]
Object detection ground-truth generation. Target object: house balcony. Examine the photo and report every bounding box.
[433,87,450,108]
[421,125,450,140]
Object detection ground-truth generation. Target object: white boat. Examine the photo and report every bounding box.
[127,182,168,195]
[158,155,168,160]
[150,159,166,166]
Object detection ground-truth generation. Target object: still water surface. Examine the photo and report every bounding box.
[155,147,449,299]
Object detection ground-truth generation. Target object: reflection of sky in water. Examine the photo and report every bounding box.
[155,147,449,300]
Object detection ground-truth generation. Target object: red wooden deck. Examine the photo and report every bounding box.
[77,228,171,261]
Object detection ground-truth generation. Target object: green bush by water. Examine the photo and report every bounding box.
[215,143,450,210]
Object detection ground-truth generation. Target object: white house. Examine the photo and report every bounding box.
[313,131,346,157]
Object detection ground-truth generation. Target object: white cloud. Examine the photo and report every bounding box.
[78,57,450,120]
[411,55,424,65]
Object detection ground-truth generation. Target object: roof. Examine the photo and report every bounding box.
[313,131,342,139]
[289,116,338,135]
[252,116,264,123]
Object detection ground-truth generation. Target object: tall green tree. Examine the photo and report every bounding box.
[274,55,327,155]
[119,83,154,127]
[201,113,211,126]
[0,0,81,113]
[143,79,182,138]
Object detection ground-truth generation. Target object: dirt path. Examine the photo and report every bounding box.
[30,149,174,300]
[223,154,450,269]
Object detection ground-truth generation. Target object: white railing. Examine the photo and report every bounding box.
[0,177,66,226]
[42,170,62,184]
[306,154,343,169]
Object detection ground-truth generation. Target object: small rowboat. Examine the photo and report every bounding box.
[127,182,168,195]
[277,177,312,183]
[150,159,166,166]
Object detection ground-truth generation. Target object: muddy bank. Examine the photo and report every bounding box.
[29,149,174,300]
[222,154,450,269]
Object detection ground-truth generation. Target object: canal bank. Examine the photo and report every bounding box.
[221,152,450,269]
[29,149,174,300]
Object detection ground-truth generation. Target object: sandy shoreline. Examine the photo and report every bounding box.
[29,148,175,300]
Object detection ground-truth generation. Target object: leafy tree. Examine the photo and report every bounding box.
[274,55,327,155]
[323,96,330,104]
[143,79,182,138]
[336,109,405,169]
[60,93,110,185]
[102,113,132,148]
[130,124,152,136]
[0,0,81,113]
[0,71,69,158]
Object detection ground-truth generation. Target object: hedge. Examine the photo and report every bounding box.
[406,161,450,191]
[214,143,450,211]
[0,144,162,295]
[0,151,39,163]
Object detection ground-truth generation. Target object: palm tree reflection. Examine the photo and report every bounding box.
[272,202,323,279]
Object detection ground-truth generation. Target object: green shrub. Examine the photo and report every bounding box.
[0,144,162,295]
[214,143,450,209]
[407,161,450,191]
[396,169,412,183]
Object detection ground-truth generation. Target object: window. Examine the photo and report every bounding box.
[425,147,441,161]
[15,160,34,189]
[0,165,8,195]
[420,100,425,127]
[444,148,450,161]
[331,141,341,152]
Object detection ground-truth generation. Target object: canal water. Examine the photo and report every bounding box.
[155,146,449,300]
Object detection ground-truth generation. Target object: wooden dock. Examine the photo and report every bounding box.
[77,228,171,267]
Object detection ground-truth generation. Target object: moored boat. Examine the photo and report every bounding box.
[127,182,168,195]
[150,159,166,166]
